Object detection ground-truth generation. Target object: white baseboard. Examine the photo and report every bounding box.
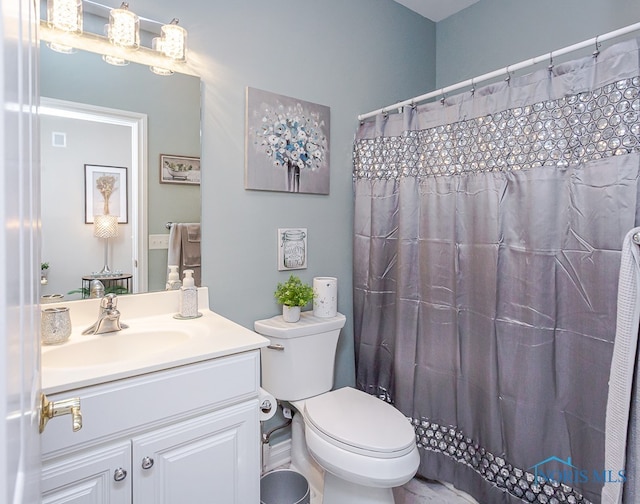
[262,439,292,473]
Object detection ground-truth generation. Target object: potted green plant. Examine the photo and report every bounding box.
[274,274,314,323]
[40,262,50,285]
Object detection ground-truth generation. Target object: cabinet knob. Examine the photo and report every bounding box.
[113,468,127,482]
[141,456,154,470]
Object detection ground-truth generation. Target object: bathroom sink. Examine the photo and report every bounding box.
[42,328,192,368]
[40,289,270,394]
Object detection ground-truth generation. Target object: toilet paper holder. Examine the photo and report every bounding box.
[259,387,277,421]
[260,398,273,414]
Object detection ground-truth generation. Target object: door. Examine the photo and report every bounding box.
[1,0,41,502]
[42,442,131,504]
[132,402,260,503]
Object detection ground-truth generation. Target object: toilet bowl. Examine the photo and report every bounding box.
[255,312,420,503]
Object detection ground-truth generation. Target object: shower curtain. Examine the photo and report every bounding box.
[353,38,640,504]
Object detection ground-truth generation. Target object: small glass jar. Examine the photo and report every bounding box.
[41,307,72,345]
[282,230,306,269]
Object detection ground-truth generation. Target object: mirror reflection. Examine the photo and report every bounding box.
[40,41,201,299]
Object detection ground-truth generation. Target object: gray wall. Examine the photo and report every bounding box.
[39,0,640,392]
[126,0,437,389]
[436,0,640,88]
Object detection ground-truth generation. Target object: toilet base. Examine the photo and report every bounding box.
[290,413,324,499]
[290,412,396,503]
[323,471,395,504]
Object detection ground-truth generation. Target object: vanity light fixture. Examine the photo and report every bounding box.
[160,18,187,62]
[106,2,139,49]
[149,19,186,75]
[149,37,174,76]
[102,2,139,66]
[94,214,119,274]
[46,0,83,53]
[41,1,191,75]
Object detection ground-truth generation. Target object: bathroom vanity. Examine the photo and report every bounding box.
[40,289,268,503]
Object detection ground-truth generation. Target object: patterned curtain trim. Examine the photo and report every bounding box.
[362,385,592,504]
[354,77,639,181]
[413,418,591,504]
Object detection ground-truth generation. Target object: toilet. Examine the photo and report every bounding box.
[255,311,419,504]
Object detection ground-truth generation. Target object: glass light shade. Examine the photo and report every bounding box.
[47,42,76,54]
[150,66,174,76]
[107,3,140,49]
[46,0,82,54]
[149,37,174,76]
[160,21,187,61]
[47,0,82,33]
[94,214,119,239]
[103,54,129,66]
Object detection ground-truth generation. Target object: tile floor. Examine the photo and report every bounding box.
[304,474,477,504]
[393,477,478,504]
[274,463,477,503]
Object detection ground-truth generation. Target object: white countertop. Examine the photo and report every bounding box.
[41,288,269,394]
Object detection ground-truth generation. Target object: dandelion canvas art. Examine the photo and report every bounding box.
[245,87,330,194]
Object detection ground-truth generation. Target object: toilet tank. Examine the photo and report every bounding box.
[255,311,346,401]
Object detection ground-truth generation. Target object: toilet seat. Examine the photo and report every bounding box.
[302,387,416,459]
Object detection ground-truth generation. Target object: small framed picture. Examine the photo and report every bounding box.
[84,164,128,224]
[278,228,307,271]
[160,154,201,185]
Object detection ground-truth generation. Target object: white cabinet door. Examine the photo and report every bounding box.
[132,401,260,503]
[42,442,131,504]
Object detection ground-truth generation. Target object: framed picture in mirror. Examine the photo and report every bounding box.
[160,154,201,185]
[84,164,128,224]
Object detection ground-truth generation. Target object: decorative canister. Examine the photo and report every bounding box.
[313,277,338,318]
[41,307,72,345]
[282,230,306,269]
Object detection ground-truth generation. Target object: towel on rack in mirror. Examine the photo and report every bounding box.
[187,224,200,243]
[167,223,201,287]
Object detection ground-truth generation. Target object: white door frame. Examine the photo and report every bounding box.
[1,0,41,502]
[39,97,149,293]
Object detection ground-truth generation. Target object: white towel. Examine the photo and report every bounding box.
[167,223,182,278]
[602,227,640,504]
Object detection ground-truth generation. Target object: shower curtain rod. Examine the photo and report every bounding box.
[358,21,640,121]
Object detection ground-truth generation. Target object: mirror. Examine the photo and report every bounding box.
[39,38,201,299]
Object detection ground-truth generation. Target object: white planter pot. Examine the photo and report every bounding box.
[282,305,301,323]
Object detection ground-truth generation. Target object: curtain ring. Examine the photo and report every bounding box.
[470,79,475,97]
[505,66,511,86]
[440,89,446,106]
[548,52,554,74]
[593,35,601,58]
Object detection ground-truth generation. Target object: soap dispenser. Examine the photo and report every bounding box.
[166,265,181,290]
[179,270,199,318]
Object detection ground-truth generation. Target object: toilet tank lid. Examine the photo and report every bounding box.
[254,311,346,338]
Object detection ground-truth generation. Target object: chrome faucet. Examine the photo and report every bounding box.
[82,294,128,335]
